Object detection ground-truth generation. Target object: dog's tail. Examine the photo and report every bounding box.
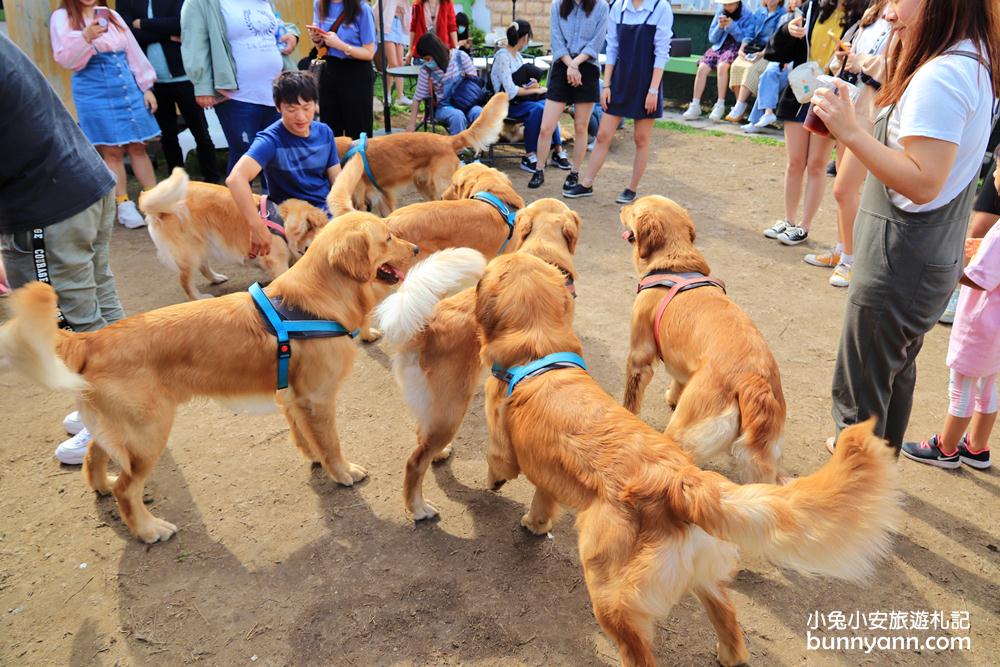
[138,167,189,218]
[328,153,364,217]
[733,373,787,483]
[374,248,487,349]
[629,419,900,583]
[451,93,508,153]
[0,283,87,393]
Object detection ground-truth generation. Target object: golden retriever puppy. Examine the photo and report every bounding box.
[620,196,786,483]
[476,253,900,667]
[0,214,428,544]
[139,168,329,300]
[374,199,581,520]
[329,93,509,216]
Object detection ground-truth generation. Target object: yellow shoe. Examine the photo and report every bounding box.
[829,263,851,287]
[804,249,840,267]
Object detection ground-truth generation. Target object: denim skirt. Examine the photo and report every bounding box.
[71,51,161,146]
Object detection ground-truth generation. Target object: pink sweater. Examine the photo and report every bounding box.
[50,8,156,92]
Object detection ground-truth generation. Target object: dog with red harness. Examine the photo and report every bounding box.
[620,195,787,484]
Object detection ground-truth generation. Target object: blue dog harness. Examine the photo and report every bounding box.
[491,352,588,397]
[471,191,517,254]
[249,283,360,390]
[341,133,383,193]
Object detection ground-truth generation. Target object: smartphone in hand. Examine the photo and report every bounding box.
[307,24,330,36]
[94,6,112,27]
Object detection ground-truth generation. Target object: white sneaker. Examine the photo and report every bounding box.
[682,101,702,119]
[397,94,413,106]
[63,411,84,435]
[754,111,778,128]
[708,100,727,121]
[117,200,146,229]
[724,100,748,122]
[829,263,852,288]
[763,219,790,239]
[587,139,596,151]
[55,427,92,465]
[742,122,762,134]
[939,287,960,324]
[777,225,809,245]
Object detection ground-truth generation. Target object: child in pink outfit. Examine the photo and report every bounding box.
[902,222,1000,469]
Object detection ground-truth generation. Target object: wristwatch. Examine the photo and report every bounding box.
[647,88,658,95]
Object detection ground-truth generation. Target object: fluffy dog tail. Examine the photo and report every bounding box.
[374,248,487,349]
[138,167,189,218]
[628,419,900,583]
[734,374,787,483]
[451,93,508,153]
[328,153,364,217]
[0,283,87,393]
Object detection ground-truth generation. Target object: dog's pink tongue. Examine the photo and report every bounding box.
[621,229,634,241]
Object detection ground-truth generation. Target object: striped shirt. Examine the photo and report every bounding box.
[414,48,477,101]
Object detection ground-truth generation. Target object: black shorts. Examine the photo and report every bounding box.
[974,157,999,215]
[546,60,601,105]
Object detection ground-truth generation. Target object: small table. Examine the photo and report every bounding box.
[386,65,423,79]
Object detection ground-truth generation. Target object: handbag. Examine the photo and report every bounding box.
[309,12,349,79]
[787,1,822,103]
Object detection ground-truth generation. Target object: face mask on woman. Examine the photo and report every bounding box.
[423,59,439,70]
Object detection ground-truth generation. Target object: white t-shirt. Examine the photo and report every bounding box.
[887,40,995,212]
[852,18,890,56]
[221,0,283,106]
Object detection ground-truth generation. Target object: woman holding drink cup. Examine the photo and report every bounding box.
[810,0,1000,453]
[760,0,865,247]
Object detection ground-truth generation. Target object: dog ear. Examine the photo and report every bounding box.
[515,210,533,244]
[562,211,581,254]
[635,210,666,260]
[685,214,697,243]
[328,229,374,282]
[309,209,329,231]
[474,271,506,339]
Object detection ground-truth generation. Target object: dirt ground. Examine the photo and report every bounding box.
[1,126,998,667]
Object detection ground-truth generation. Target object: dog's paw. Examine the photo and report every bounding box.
[210,273,229,284]
[334,462,369,486]
[91,475,117,496]
[412,501,440,521]
[716,640,750,667]
[361,328,383,343]
[432,444,453,462]
[520,513,552,536]
[137,517,178,544]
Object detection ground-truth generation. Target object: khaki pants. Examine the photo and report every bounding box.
[1,190,124,332]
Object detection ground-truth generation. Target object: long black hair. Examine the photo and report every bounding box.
[318,0,361,25]
[559,0,596,19]
[506,19,532,46]
[815,0,863,29]
[416,33,450,70]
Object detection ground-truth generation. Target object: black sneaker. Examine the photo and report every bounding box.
[563,172,579,192]
[550,150,572,170]
[826,160,837,178]
[958,434,991,469]
[519,155,538,173]
[901,434,961,469]
[528,169,544,189]
[615,189,637,204]
[563,183,593,199]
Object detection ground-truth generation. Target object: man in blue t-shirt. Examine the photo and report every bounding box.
[227,71,341,258]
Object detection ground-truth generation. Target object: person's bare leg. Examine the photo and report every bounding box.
[968,410,997,451]
[126,142,157,190]
[940,413,973,453]
[800,133,836,232]
[716,62,731,100]
[735,85,752,103]
[572,102,594,172]
[99,145,128,196]
[692,63,711,102]
[535,100,566,170]
[833,147,868,255]
[969,211,1000,238]
[629,119,653,192]
[782,123,810,225]
[580,113,620,187]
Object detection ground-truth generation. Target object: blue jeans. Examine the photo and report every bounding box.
[507,98,561,154]
[214,99,279,177]
[747,62,788,125]
[434,104,483,135]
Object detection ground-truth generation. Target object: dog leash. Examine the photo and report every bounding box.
[249,282,360,390]
[259,195,287,241]
[471,191,517,254]
[491,352,587,397]
[341,133,384,194]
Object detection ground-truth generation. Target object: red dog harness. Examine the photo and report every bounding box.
[259,195,287,241]
[636,271,726,359]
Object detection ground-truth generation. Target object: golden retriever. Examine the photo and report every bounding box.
[374,198,581,520]
[329,93,509,216]
[0,213,427,544]
[333,159,525,258]
[620,196,786,483]
[139,168,330,300]
[476,253,900,667]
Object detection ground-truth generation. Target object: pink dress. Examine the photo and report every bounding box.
[947,222,1000,377]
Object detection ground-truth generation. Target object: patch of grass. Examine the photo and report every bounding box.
[655,118,782,146]
[748,135,784,147]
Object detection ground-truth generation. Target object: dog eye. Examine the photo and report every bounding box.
[386,235,391,242]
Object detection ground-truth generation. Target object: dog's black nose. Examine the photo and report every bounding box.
[412,245,420,256]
